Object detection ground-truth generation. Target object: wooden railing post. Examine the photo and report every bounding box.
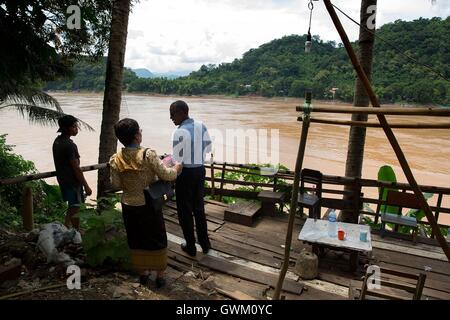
[431,193,443,239]
[210,162,215,199]
[219,162,226,202]
[374,186,384,224]
[22,187,34,231]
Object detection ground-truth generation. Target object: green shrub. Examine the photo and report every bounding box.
[78,196,131,269]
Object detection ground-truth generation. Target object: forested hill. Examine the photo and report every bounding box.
[45,17,449,104]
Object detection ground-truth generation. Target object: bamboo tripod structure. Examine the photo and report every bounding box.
[273,0,450,300]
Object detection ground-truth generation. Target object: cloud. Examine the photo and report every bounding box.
[128,29,144,40]
[124,0,450,73]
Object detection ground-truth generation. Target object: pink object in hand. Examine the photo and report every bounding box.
[162,155,175,167]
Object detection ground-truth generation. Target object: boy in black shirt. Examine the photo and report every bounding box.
[52,115,92,230]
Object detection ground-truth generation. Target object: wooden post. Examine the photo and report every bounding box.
[211,161,215,199]
[21,187,33,231]
[219,162,226,202]
[374,186,384,224]
[323,0,450,262]
[273,113,311,300]
[431,193,443,239]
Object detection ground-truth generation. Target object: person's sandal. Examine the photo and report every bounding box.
[155,277,166,289]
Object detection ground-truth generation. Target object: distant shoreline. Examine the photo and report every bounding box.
[45,90,440,108]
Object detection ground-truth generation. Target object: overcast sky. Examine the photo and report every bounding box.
[125,0,450,74]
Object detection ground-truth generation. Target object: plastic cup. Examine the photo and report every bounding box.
[360,230,368,242]
[338,229,345,241]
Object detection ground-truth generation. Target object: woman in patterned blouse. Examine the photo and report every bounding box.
[110,118,182,288]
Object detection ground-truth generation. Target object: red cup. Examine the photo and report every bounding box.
[338,229,345,240]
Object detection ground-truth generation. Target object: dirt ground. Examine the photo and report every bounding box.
[0,227,226,300]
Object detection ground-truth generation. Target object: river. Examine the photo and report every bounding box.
[1,92,449,224]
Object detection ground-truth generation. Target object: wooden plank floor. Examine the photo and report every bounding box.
[162,200,450,300]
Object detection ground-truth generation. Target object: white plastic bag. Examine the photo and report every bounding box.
[36,222,81,265]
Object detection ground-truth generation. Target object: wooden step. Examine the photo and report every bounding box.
[224,201,262,226]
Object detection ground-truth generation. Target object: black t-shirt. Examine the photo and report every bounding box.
[52,135,80,187]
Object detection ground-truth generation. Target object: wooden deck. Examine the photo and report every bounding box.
[163,199,450,300]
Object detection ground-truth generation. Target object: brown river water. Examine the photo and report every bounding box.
[1,92,449,224]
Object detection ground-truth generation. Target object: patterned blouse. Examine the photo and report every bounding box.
[109,147,178,206]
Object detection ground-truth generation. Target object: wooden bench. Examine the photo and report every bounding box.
[257,190,285,216]
[224,201,262,226]
[349,266,427,300]
[380,191,420,243]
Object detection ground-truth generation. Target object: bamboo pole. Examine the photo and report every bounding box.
[323,0,450,262]
[296,105,450,116]
[21,187,33,231]
[273,113,311,299]
[298,117,450,129]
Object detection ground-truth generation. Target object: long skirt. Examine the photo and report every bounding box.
[121,202,168,273]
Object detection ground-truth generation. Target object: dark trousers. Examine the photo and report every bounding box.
[175,166,210,249]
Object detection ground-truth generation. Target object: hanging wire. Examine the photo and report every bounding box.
[305,0,314,53]
[332,3,450,84]
[308,0,314,34]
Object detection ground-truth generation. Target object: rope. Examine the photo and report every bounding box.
[308,0,314,34]
[331,3,450,84]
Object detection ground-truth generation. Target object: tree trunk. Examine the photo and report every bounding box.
[97,0,131,198]
[342,0,377,223]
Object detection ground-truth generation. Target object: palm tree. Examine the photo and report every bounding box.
[0,88,94,130]
[342,0,377,223]
[97,0,131,198]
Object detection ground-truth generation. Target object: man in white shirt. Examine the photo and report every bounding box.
[170,100,212,257]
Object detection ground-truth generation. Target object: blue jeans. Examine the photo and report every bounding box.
[60,185,85,208]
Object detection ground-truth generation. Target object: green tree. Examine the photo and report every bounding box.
[0,0,112,126]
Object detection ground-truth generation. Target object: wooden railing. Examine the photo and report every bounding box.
[0,164,107,231]
[1,161,449,242]
[204,162,450,243]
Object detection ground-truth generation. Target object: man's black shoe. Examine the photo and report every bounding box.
[201,244,211,254]
[181,243,196,257]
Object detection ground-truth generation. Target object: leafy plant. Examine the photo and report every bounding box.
[0,134,37,206]
[363,164,448,238]
[77,196,130,269]
[211,163,290,211]
[377,165,399,214]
